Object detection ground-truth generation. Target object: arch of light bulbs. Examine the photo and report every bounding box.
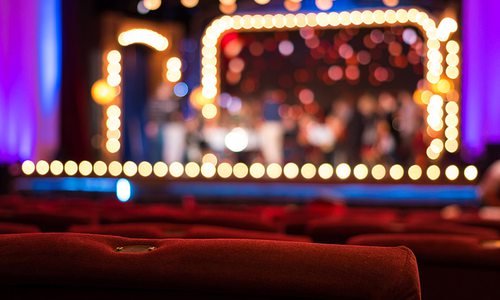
[92,29,179,155]
[199,8,461,161]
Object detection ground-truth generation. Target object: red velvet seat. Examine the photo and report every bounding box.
[0,233,420,299]
[348,233,500,300]
[69,223,311,242]
[0,222,40,234]
[307,219,498,244]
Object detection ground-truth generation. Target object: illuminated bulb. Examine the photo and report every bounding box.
[233,163,248,178]
[389,164,404,180]
[35,160,50,176]
[138,161,153,177]
[49,160,64,176]
[464,165,478,181]
[283,162,299,179]
[123,161,138,177]
[445,165,459,181]
[266,163,282,179]
[353,164,368,180]
[166,70,182,82]
[63,161,78,176]
[107,105,121,118]
[426,165,441,180]
[202,153,218,165]
[167,57,182,70]
[255,0,271,4]
[77,161,92,176]
[217,162,233,178]
[169,162,184,178]
[225,127,248,152]
[201,163,216,178]
[318,163,334,179]
[439,17,458,33]
[181,0,199,8]
[106,138,121,153]
[250,163,265,179]
[118,29,169,51]
[408,165,422,180]
[336,163,351,180]
[143,0,161,10]
[382,0,399,7]
[108,161,123,176]
[21,160,35,175]
[153,162,168,177]
[107,50,121,64]
[301,163,317,179]
[185,162,200,178]
[315,0,333,11]
[202,103,218,119]
[219,2,237,14]
[445,139,459,153]
[93,161,107,176]
[445,102,459,114]
[446,40,460,54]
[372,164,386,180]
[91,79,117,105]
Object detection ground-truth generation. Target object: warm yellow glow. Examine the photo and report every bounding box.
[353,164,368,180]
[389,164,404,180]
[143,0,161,10]
[249,163,265,179]
[372,164,386,180]
[315,0,333,11]
[49,160,64,176]
[446,66,459,79]
[445,139,459,153]
[255,0,271,5]
[91,79,117,105]
[166,70,182,82]
[202,153,218,165]
[138,161,153,177]
[446,40,460,54]
[445,165,459,181]
[426,146,440,160]
[233,162,249,178]
[107,50,121,63]
[107,105,121,118]
[181,0,199,8]
[408,165,422,180]
[108,161,123,176]
[123,161,138,177]
[153,162,168,177]
[464,165,478,181]
[201,163,216,178]
[106,138,121,153]
[318,163,334,179]
[185,162,200,178]
[167,57,182,70]
[22,160,36,175]
[35,160,50,176]
[78,161,92,176]
[169,162,184,178]
[336,163,351,180]
[201,103,218,119]
[301,163,317,179]
[118,29,169,51]
[64,161,78,176]
[266,163,282,179]
[283,162,299,179]
[445,101,459,115]
[217,162,233,178]
[93,161,107,176]
[445,127,459,140]
[382,0,399,7]
[426,165,440,180]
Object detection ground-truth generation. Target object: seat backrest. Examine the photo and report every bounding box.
[347,233,500,300]
[0,233,420,300]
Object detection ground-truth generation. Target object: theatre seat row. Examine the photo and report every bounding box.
[0,233,421,299]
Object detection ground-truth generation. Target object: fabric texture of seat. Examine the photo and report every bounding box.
[0,233,421,299]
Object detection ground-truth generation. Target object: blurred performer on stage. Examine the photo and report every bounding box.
[147,83,186,163]
[260,90,284,164]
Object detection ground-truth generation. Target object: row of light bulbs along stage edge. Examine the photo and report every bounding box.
[21,159,478,182]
